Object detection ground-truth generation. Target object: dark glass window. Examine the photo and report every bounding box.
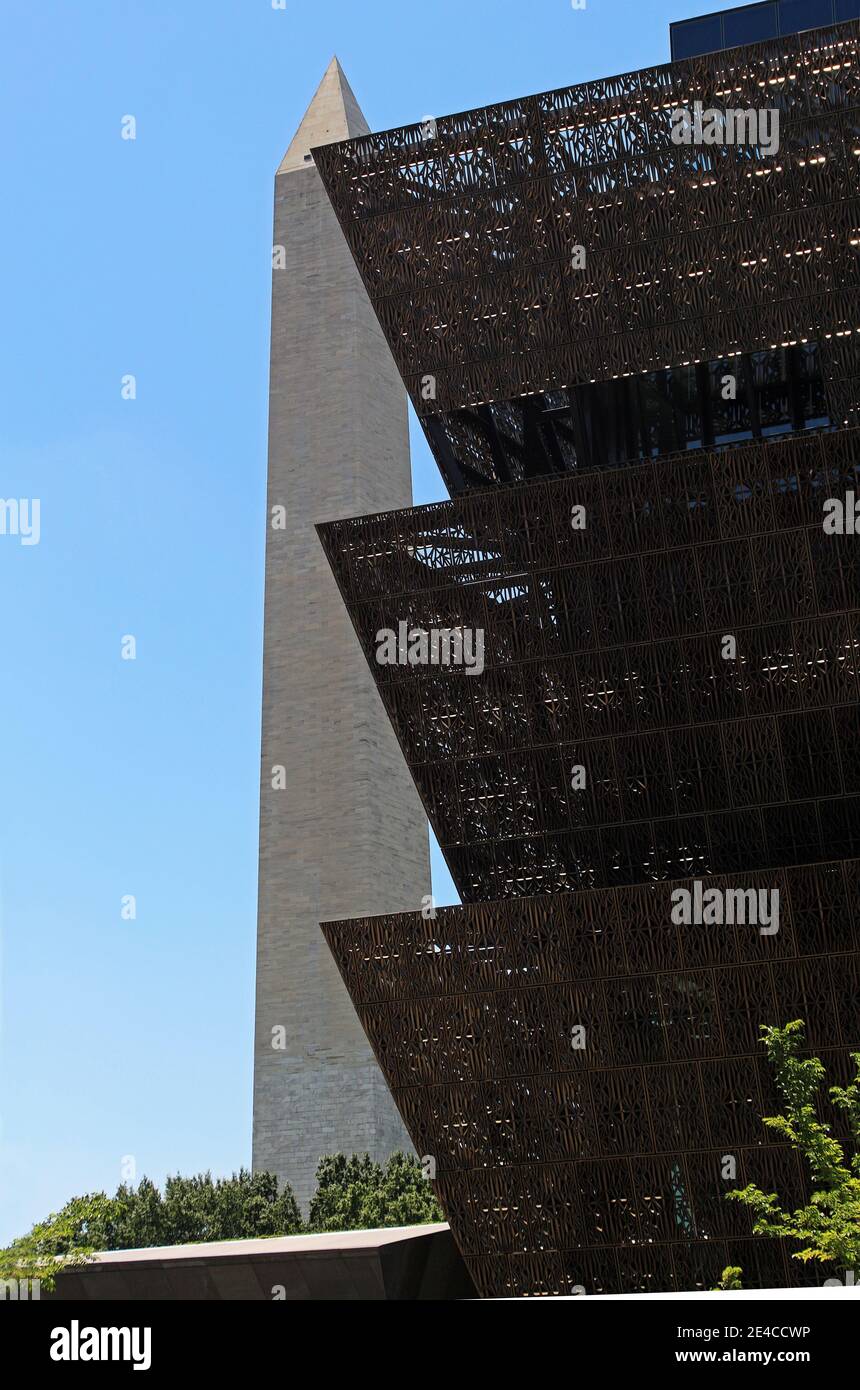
[779,0,835,32]
[724,2,779,46]
[670,0,852,59]
[438,343,831,487]
[559,343,829,470]
[671,15,724,60]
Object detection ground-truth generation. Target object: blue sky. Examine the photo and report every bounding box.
[0,0,718,1243]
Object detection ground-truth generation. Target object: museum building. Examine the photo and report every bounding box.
[312,11,860,1295]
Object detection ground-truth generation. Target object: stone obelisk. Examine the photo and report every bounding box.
[252,59,430,1211]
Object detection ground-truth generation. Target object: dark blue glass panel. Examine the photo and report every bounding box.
[671,15,724,60]
[724,2,779,46]
[779,0,834,33]
[834,0,860,20]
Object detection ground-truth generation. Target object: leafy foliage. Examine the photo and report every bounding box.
[307,1151,443,1232]
[0,1195,111,1292]
[728,1022,860,1274]
[0,1168,302,1284]
[714,1265,744,1290]
[3,1150,447,1289]
[1,1155,441,1285]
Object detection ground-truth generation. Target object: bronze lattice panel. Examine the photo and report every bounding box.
[314,20,860,491]
[318,427,860,903]
[313,23,860,1298]
[322,861,860,1296]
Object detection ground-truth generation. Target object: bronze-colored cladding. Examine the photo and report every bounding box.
[314,20,860,491]
[322,861,860,1296]
[314,24,860,1296]
[318,426,860,903]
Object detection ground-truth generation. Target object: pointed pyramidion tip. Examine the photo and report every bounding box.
[276,57,370,175]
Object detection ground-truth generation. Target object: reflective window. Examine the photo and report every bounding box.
[724,2,779,46]
[780,0,835,31]
[670,0,857,62]
[671,15,724,60]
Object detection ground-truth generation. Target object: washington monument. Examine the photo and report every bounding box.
[252,59,431,1210]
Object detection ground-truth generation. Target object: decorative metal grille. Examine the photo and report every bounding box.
[322,861,859,1296]
[314,22,860,1296]
[314,20,860,491]
[318,426,860,903]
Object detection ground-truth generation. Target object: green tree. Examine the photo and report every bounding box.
[93,1175,166,1251]
[0,1169,302,1280]
[308,1152,443,1232]
[0,1194,111,1293]
[727,1022,860,1277]
[160,1168,302,1243]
